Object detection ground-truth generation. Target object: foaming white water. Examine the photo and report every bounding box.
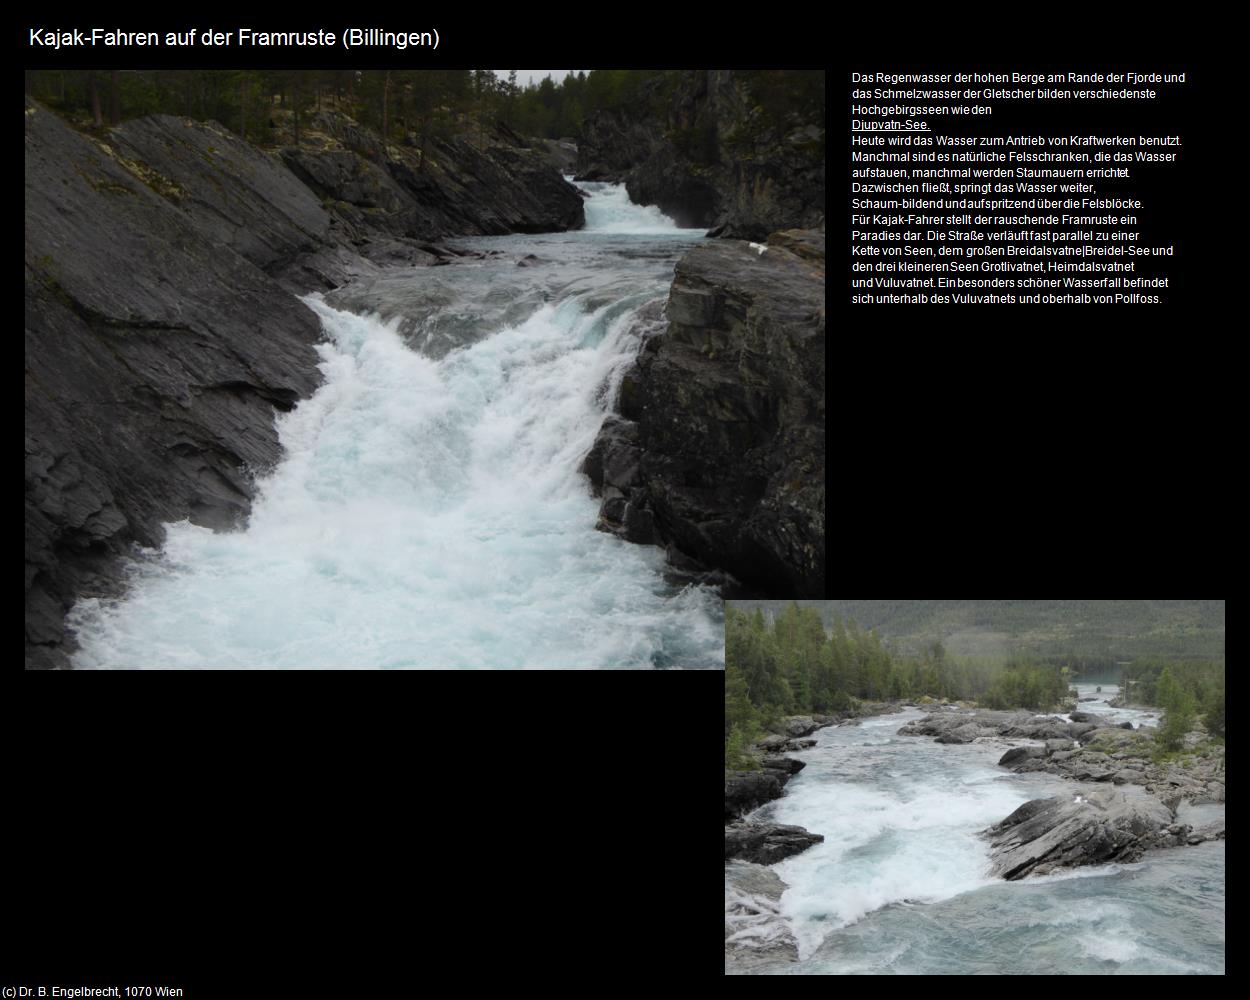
[572,178,700,234]
[771,774,1017,959]
[759,711,1043,960]
[67,293,724,668]
[734,708,1225,975]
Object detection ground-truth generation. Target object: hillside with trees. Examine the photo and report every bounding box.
[727,599,1225,662]
[725,602,1226,769]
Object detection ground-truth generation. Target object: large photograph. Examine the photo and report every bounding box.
[24,69,825,669]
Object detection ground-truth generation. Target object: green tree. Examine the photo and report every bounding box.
[1204,685,1225,739]
[725,663,759,741]
[1156,665,1195,751]
[725,724,758,771]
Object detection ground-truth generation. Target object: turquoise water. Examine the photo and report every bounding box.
[729,706,1225,975]
[66,184,724,668]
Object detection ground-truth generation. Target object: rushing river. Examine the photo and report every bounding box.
[728,691,1225,974]
[66,181,725,668]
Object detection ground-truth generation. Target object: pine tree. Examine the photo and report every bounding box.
[1156,665,1195,751]
[725,663,759,742]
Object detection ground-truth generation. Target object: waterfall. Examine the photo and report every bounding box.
[67,208,724,669]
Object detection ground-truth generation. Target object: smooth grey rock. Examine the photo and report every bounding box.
[984,788,1173,880]
[783,716,820,738]
[999,746,1045,767]
[936,723,985,744]
[1192,818,1225,841]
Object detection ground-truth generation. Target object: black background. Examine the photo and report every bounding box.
[19,10,1227,989]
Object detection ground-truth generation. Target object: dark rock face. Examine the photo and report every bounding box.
[24,100,592,668]
[725,771,785,821]
[25,101,325,669]
[107,115,349,290]
[760,755,806,776]
[576,71,824,240]
[984,788,1176,879]
[725,822,823,864]
[585,232,824,596]
[533,137,579,175]
[361,118,584,237]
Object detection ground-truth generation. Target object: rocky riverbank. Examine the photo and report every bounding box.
[725,704,902,857]
[725,861,799,972]
[24,100,585,669]
[894,706,1226,877]
[586,230,824,596]
[724,704,902,971]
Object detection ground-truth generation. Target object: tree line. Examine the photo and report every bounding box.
[24,69,825,149]
[25,69,484,148]
[725,604,1225,769]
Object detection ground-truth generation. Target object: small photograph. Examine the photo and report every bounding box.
[725,600,1225,975]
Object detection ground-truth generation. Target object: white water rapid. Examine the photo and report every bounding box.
[67,183,723,668]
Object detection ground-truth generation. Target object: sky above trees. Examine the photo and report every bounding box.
[494,70,579,87]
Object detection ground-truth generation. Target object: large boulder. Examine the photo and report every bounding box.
[999,746,1045,767]
[586,234,823,596]
[782,715,820,738]
[725,822,823,864]
[936,723,990,744]
[984,788,1174,880]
